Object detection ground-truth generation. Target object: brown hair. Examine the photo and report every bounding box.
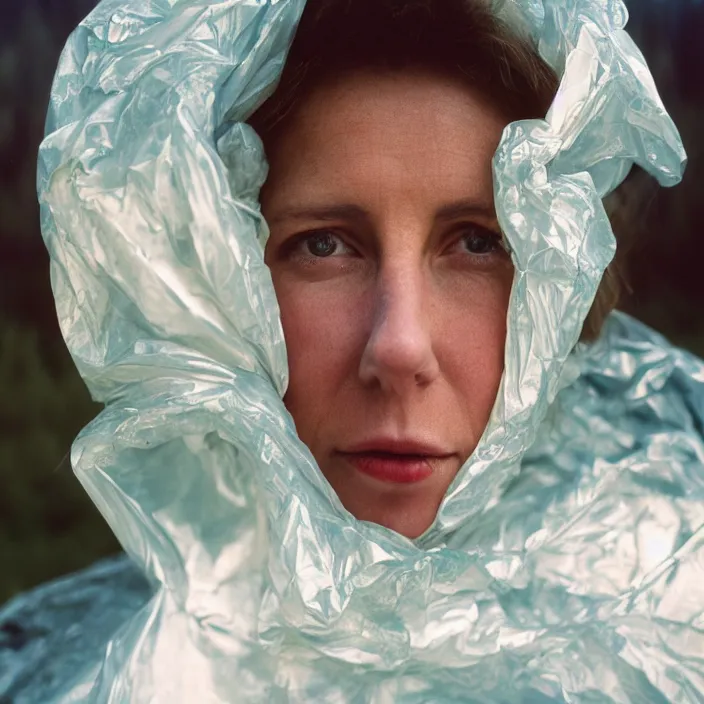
[249,0,641,342]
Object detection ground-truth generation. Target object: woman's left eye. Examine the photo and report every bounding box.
[456,225,504,257]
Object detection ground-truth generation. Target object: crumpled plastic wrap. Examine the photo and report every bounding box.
[2,0,701,701]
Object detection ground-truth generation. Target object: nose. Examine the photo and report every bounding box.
[358,264,440,395]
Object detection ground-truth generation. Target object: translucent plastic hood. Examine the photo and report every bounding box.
[10,0,704,700]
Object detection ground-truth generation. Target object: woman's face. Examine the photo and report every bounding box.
[261,71,513,538]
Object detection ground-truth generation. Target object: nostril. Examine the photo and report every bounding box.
[359,336,439,393]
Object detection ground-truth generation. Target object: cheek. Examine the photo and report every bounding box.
[436,273,511,419]
[275,280,364,425]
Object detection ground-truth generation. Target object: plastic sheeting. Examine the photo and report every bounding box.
[2,0,701,701]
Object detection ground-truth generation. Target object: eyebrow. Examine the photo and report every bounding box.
[268,204,371,226]
[435,198,497,222]
[268,198,497,226]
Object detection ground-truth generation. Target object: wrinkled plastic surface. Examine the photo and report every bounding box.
[0,557,151,704]
[3,0,701,700]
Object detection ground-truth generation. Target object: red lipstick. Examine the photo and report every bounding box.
[338,439,453,484]
[345,453,434,483]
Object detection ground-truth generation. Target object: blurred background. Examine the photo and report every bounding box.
[1,0,703,606]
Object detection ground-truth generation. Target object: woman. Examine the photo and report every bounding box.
[251,0,558,539]
[2,0,702,701]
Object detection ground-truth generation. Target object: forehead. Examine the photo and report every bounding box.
[260,71,507,209]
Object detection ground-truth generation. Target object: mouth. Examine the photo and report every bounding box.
[337,439,454,485]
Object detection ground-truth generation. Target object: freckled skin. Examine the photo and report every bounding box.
[261,71,513,539]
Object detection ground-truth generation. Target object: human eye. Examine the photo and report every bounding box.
[451,224,507,260]
[284,229,356,262]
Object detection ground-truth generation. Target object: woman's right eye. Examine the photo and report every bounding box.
[304,232,339,257]
[289,230,354,260]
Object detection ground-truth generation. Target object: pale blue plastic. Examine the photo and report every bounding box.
[3,0,702,701]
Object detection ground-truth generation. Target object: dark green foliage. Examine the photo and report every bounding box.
[0,2,122,603]
[0,321,119,604]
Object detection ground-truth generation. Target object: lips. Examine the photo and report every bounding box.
[337,438,453,484]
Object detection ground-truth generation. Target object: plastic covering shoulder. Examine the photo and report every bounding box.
[3,0,701,700]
